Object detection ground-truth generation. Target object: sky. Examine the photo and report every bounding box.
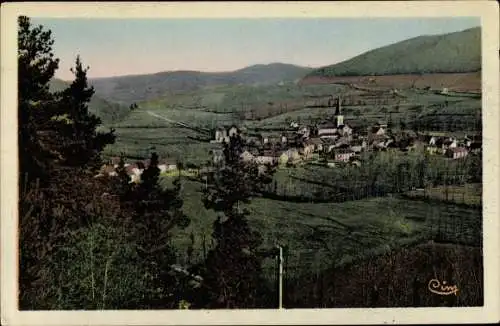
[30,17,481,81]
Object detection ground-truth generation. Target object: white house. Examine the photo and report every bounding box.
[214,128,228,143]
[374,127,386,137]
[228,126,239,137]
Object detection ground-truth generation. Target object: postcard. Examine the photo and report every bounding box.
[1,1,499,325]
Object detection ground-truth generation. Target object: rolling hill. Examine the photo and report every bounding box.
[88,63,313,105]
[49,79,131,124]
[306,27,481,78]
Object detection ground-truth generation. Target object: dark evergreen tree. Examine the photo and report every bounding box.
[18,16,62,187]
[55,56,115,168]
[119,152,190,308]
[197,133,276,308]
[18,17,138,309]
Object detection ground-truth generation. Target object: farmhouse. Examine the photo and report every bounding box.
[213,127,228,143]
[445,147,469,159]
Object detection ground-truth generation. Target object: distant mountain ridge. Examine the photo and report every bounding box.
[61,27,480,108]
[306,27,481,78]
[89,63,313,105]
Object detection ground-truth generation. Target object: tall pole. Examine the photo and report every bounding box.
[277,245,284,309]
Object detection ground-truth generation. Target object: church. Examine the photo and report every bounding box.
[317,96,353,140]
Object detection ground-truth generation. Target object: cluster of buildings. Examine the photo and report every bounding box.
[425,134,481,159]
[97,95,482,183]
[96,157,178,183]
[209,97,368,168]
[210,96,482,170]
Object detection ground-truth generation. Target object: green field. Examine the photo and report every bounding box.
[166,177,482,271]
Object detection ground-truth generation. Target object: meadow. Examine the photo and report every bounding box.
[164,176,482,275]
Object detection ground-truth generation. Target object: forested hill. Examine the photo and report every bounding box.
[87,63,313,105]
[306,27,481,78]
[49,78,131,124]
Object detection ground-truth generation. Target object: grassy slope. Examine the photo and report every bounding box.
[166,177,482,270]
[307,27,481,77]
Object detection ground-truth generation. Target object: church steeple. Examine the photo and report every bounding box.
[335,96,344,127]
[334,96,342,116]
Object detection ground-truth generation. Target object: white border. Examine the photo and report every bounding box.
[1,2,499,325]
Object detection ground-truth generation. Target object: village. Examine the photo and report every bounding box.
[97,96,482,183]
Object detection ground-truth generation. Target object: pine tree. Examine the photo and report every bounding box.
[18,16,62,187]
[55,56,115,168]
[199,133,276,308]
[119,152,190,308]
